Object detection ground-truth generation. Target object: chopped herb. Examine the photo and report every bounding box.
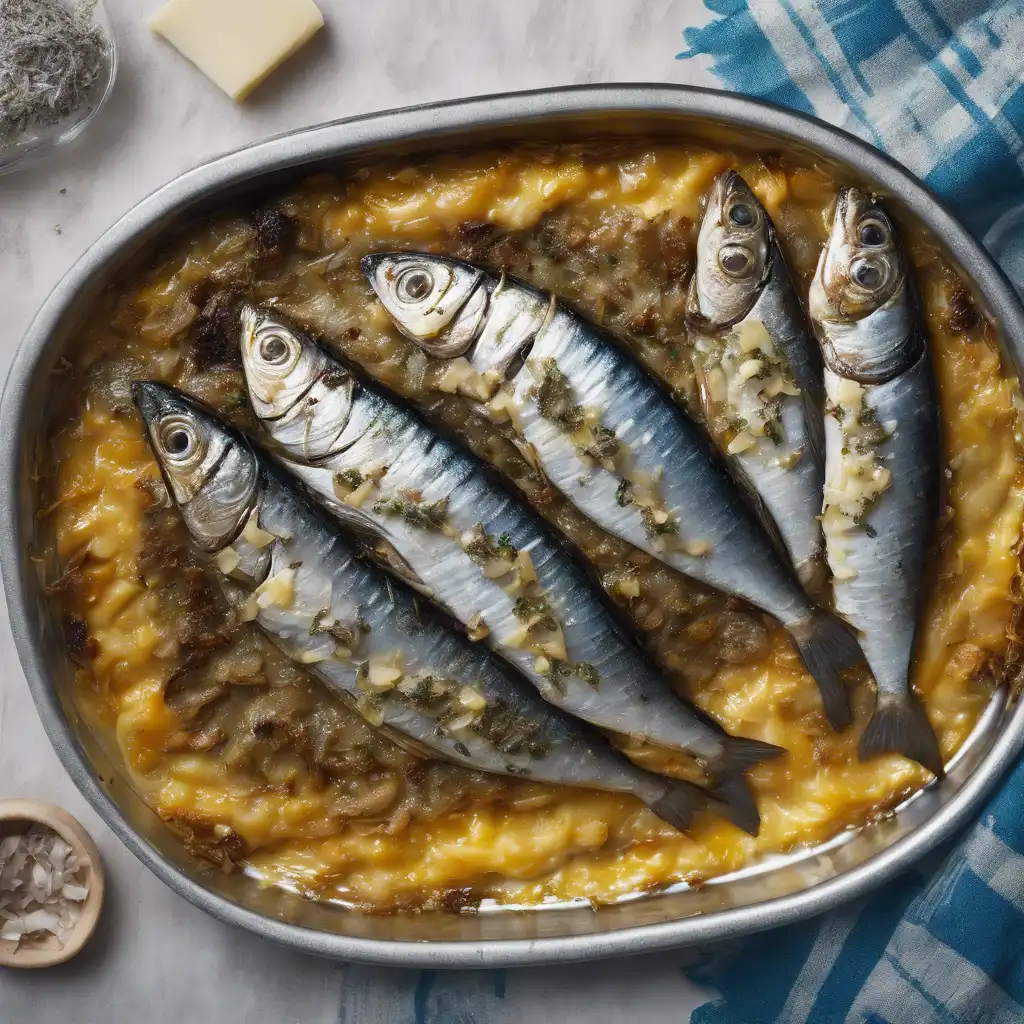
[453,740,471,757]
[513,596,557,633]
[856,406,890,448]
[574,662,600,688]
[863,523,878,538]
[640,506,679,540]
[309,607,356,647]
[1,0,110,147]
[581,424,620,461]
[335,468,363,490]
[533,358,585,433]
[372,493,449,531]
[477,699,549,757]
[615,478,633,507]
[462,523,518,563]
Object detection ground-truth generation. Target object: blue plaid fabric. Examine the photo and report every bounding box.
[677,4,1024,1022]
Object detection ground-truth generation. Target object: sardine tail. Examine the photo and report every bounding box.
[859,693,945,779]
[648,780,703,833]
[703,735,784,836]
[791,610,860,732]
[709,777,762,836]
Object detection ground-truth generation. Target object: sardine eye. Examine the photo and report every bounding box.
[859,220,888,247]
[260,333,290,365]
[397,268,434,303]
[161,421,197,459]
[719,245,753,276]
[851,256,883,289]
[728,202,754,227]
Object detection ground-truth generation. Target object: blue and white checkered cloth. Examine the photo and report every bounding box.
[677,3,1024,1022]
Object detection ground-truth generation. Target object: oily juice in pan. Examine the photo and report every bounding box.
[41,141,1024,910]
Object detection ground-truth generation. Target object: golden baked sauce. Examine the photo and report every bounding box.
[44,143,1023,909]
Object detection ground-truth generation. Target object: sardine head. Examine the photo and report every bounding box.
[133,381,259,551]
[239,305,357,461]
[814,187,904,320]
[688,170,771,328]
[240,304,330,418]
[809,188,918,383]
[361,252,489,358]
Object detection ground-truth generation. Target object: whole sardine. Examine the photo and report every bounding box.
[237,304,783,834]
[362,252,861,730]
[808,188,944,777]
[687,171,827,597]
[133,380,709,830]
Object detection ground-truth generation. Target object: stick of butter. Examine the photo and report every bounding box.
[149,0,324,101]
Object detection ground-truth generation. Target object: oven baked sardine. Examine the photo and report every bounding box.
[687,170,827,598]
[808,187,944,777]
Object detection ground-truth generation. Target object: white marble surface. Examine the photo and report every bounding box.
[0,2,724,1019]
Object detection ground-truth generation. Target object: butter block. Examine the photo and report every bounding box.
[149,0,324,101]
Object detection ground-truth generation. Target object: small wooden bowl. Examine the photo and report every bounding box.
[0,799,105,968]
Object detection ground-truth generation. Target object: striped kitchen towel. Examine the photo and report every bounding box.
[677,4,1024,1023]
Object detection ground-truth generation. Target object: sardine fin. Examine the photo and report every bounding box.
[791,610,861,732]
[718,734,787,773]
[648,780,704,833]
[859,692,944,779]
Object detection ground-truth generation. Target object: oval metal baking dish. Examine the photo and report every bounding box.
[4,85,1024,967]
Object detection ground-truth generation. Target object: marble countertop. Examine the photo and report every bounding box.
[0,2,723,1019]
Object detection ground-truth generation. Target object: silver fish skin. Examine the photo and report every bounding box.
[237,304,784,832]
[808,187,944,778]
[132,380,710,831]
[687,171,827,598]
[362,252,861,731]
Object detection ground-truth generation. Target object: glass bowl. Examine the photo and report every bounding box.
[0,0,118,176]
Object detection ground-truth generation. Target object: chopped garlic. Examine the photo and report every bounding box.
[254,567,296,609]
[738,358,764,382]
[734,317,772,354]
[214,546,240,575]
[242,509,276,548]
[482,557,516,579]
[299,649,331,664]
[458,686,487,712]
[534,656,551,675]
[438,357,474,393]
[727,431,757,454]
[617,577,640,599]
[344,479,376,508]
[515,550,537,588]
[355,695,384,727]
[466,613,490,641]
[366,651,405,691]
[444,711,479,733]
